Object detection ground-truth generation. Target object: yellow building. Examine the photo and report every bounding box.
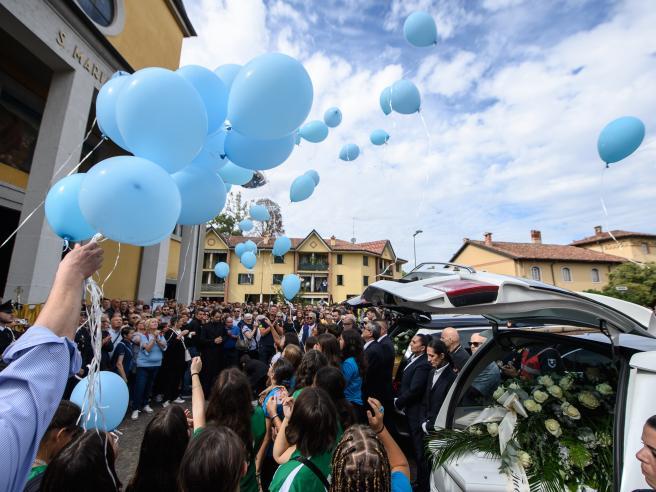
[199,229,407,303]
[451,230,625,291]
[570,226,656,263]
[0,0,196,305]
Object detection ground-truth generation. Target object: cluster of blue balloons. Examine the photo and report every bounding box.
[380,80,421,115]
[597,116,645,165]
[235,239,258,269]
[70,371,129,431]
[46,52,315,246]
[290,169,320,202]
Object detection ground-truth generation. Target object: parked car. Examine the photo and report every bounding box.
[362,263,656,492]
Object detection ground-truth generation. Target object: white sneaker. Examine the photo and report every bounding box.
[131,410,139,420]
[162,401,170,408]
[173,397,185,404]
[154,394,163,403]
[143,405,154,413]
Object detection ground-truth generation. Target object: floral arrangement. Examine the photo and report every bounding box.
[392,329,414,358]
[428,370,615,492]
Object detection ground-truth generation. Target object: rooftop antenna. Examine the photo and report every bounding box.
[351,217,356,243]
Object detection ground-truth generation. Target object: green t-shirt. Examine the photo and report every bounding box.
[241,405,267,492]
[292,387,304,399]
[27,465,47,481]
[269,449,332,492]
[192,406,267,492]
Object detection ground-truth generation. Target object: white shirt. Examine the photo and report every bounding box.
[363,339,374,350]
[431,363,450,388]
[377,334,388,343]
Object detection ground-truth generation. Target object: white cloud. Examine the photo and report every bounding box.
[481,0,526,12]
[181,0,656,265]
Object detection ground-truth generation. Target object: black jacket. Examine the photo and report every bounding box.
[378,335,396,386]
[395,353,431,423]
[450,345,471,372]
[421,364,457,432]
[185,318,203,349]
[198,322,226,355]
[363,340,393,404]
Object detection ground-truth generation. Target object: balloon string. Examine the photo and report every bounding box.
[178,234,193,290]
[0,138,105,249]
[101,241,121,289]
[598,166,643,266]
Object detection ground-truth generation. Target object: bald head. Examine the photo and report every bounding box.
[440,327,461,352]
[469,332,487,353]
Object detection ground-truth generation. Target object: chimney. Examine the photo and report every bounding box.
[484,232,493,245]
[530,230,542,244]
[330,235,336,247]
[594,225,603,235]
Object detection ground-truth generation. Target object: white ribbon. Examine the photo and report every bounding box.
[472,391,528,453]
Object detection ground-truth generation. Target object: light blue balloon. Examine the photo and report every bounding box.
[214,261,229,278]
[244,239,258,254]
[597,116,646,164]
[239,219,254,232]
[390,79,421,114]
[70,371,129,431]
[339,143,360,161]
[250,204,270,221]
[370,129,390,146]
[290,174,316,202]
[228,53,313,140]
[224,130,295,170]
[240,251,257,269]
[323,107,342,128]
[172,166,227,225]
[235,243,247,257]
[116,67,208,173]
[45,174,96,242]
[403,11,438,47]
[281,274,301,300]
[300,120,329,143]
[304,169,320,186]
[214,64,241,92]
[380,87,392,115]
[218,161,254,185]
[96,73,131,150]
[273,236,292,257]
[177,65,228,135]
[79,156,181,246]
[191,130,227,173]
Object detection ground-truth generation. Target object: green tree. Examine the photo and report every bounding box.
[587,262,656,307]
[210,192,249,235]
[252,198,285,237]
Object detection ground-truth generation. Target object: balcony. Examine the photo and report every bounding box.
[201,283,225,292]
[298,261,329,271]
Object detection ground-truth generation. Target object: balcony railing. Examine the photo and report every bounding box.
[298,261,329,271]
[201,283,225,292]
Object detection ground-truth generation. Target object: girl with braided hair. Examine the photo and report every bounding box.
[330,397,412,492]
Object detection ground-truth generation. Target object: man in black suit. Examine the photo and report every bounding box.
[394,334,431,467]
[418,338,457,492]
[440,327,470,372]
[362,322,392,405]
[198,310,225,395]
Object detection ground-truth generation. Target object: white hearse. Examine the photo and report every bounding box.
[362,263,656,492]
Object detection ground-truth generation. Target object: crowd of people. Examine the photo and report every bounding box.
[2,242,656,491]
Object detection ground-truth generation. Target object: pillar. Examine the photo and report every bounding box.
[176,225,203,304]
[5,69,94,304]
[137,240,170,303]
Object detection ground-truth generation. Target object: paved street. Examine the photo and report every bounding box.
[114,401,191,485]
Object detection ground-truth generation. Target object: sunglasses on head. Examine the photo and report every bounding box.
[469,341,482,347]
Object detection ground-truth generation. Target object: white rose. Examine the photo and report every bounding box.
[545,419,562,437]
[518,451,532,468]
[508,382,521,390]
[538,375,554,387]
[524,399,542,413]
[533,390,549,403]
[486,422,499,437]
[547,385,564,399]
[493,386,505,400]
[578,391,600,410]
[559,376,574,391]
[596,383,613,396]
[561,402,581,420]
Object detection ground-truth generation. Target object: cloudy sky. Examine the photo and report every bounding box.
[181,0,656,266]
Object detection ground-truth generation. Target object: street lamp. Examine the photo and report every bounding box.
[413,230,423,268]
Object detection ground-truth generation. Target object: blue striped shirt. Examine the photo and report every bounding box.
[0,326,82,492]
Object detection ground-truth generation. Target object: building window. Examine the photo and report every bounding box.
[562,267,572,282]
[363,276,369,286]
[642,242,650,255]
[396,264,401,273]
[530,266,541,281]
[336,254,343,265]
[77,0,115,26]
[238,274,254,285]
[336,275,343,286]
[591,268,600,283]
[274,255,285,264]
[272,274,283,285]
[363,256,369,266]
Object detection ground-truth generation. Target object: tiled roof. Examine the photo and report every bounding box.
[570,230,656,246]
[219,233,396,257]
[456,240,625,263]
